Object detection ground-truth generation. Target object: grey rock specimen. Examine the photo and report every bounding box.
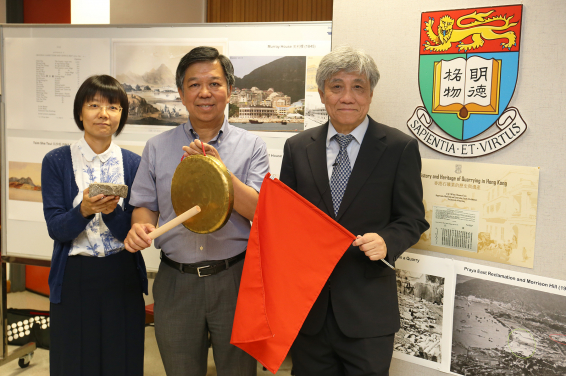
[89,183,128,198]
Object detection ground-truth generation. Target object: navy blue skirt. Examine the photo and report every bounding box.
[50,250,145,376]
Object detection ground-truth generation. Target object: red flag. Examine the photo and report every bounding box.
[231,174,355,373]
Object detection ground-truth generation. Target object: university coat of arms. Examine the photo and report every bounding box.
[407,5,527,157]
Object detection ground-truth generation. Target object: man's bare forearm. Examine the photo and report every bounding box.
[132,207,159,226]
[232,175,259,221]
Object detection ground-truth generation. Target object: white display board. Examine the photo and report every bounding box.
[0,22,332,271]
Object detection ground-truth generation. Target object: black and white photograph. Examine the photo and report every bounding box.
[451,271,566,376]
[392,252,454,371]
[303,56,329,130]
[228,56,306,132]
[395,270,445,363]
[304,91,329,129]
[113,41,226,127]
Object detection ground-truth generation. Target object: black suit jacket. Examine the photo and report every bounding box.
[279,116,429,338]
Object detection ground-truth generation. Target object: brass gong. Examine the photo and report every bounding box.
[171,155,234,234]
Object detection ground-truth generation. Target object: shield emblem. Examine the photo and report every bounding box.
[455,164,462,174]
[418,5,522,141]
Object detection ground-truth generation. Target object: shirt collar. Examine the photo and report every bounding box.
[77,137,117,163]
[326,115,369,147]
[183,117,230,143]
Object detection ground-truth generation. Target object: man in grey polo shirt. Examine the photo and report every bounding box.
[124,46,269,376]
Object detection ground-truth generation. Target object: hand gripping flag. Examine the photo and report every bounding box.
[231,174,355,373]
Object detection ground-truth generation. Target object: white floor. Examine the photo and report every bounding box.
[3,291,293,376]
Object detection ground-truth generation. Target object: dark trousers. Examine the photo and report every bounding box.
[153,257,256,376]
[291,303,394,376]
[50,250,145,376]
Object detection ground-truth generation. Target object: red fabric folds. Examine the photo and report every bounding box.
[231,174,355,373]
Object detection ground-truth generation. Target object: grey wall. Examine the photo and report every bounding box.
[332,1,566,375]
[110,0,206,24]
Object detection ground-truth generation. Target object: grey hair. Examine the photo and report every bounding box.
[316,46,380,92]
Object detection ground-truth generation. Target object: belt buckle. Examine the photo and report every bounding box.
[197,265,213,277]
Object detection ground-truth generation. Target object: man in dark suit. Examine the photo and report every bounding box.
[280,46,429,376]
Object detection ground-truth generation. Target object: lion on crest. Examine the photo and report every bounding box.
[423,10,517,52]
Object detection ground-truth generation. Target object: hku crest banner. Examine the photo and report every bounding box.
[407,5,527,157]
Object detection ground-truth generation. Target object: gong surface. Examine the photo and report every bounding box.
[171,155,234,234]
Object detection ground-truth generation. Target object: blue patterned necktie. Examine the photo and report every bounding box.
[330,134,355,217]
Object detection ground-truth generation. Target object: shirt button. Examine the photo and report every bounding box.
[200,246,203,251]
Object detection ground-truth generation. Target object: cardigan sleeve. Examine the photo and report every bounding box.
[42,147,93,243]
[101,149,141,241]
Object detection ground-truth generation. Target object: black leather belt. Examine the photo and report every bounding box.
[161,251,246,277]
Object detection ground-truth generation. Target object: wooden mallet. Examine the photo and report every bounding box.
[148,205,201,239]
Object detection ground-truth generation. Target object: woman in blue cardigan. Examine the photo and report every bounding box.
[42,75,147,376]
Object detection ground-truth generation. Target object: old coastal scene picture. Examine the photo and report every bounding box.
[451,274,566,375]
[113,41,226,127]
[9,161,42,203]
[304,56,329,129]
[229,56,306,131]
[395,270,445,363]
[391,253,453,370]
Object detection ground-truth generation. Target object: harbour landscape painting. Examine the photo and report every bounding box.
[451,275,566,375]
[228,56,306,132]
[9,161,42,203]
[113,41,226,127]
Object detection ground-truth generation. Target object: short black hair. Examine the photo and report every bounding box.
[175,46,235,91]
[73,75,129,136]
